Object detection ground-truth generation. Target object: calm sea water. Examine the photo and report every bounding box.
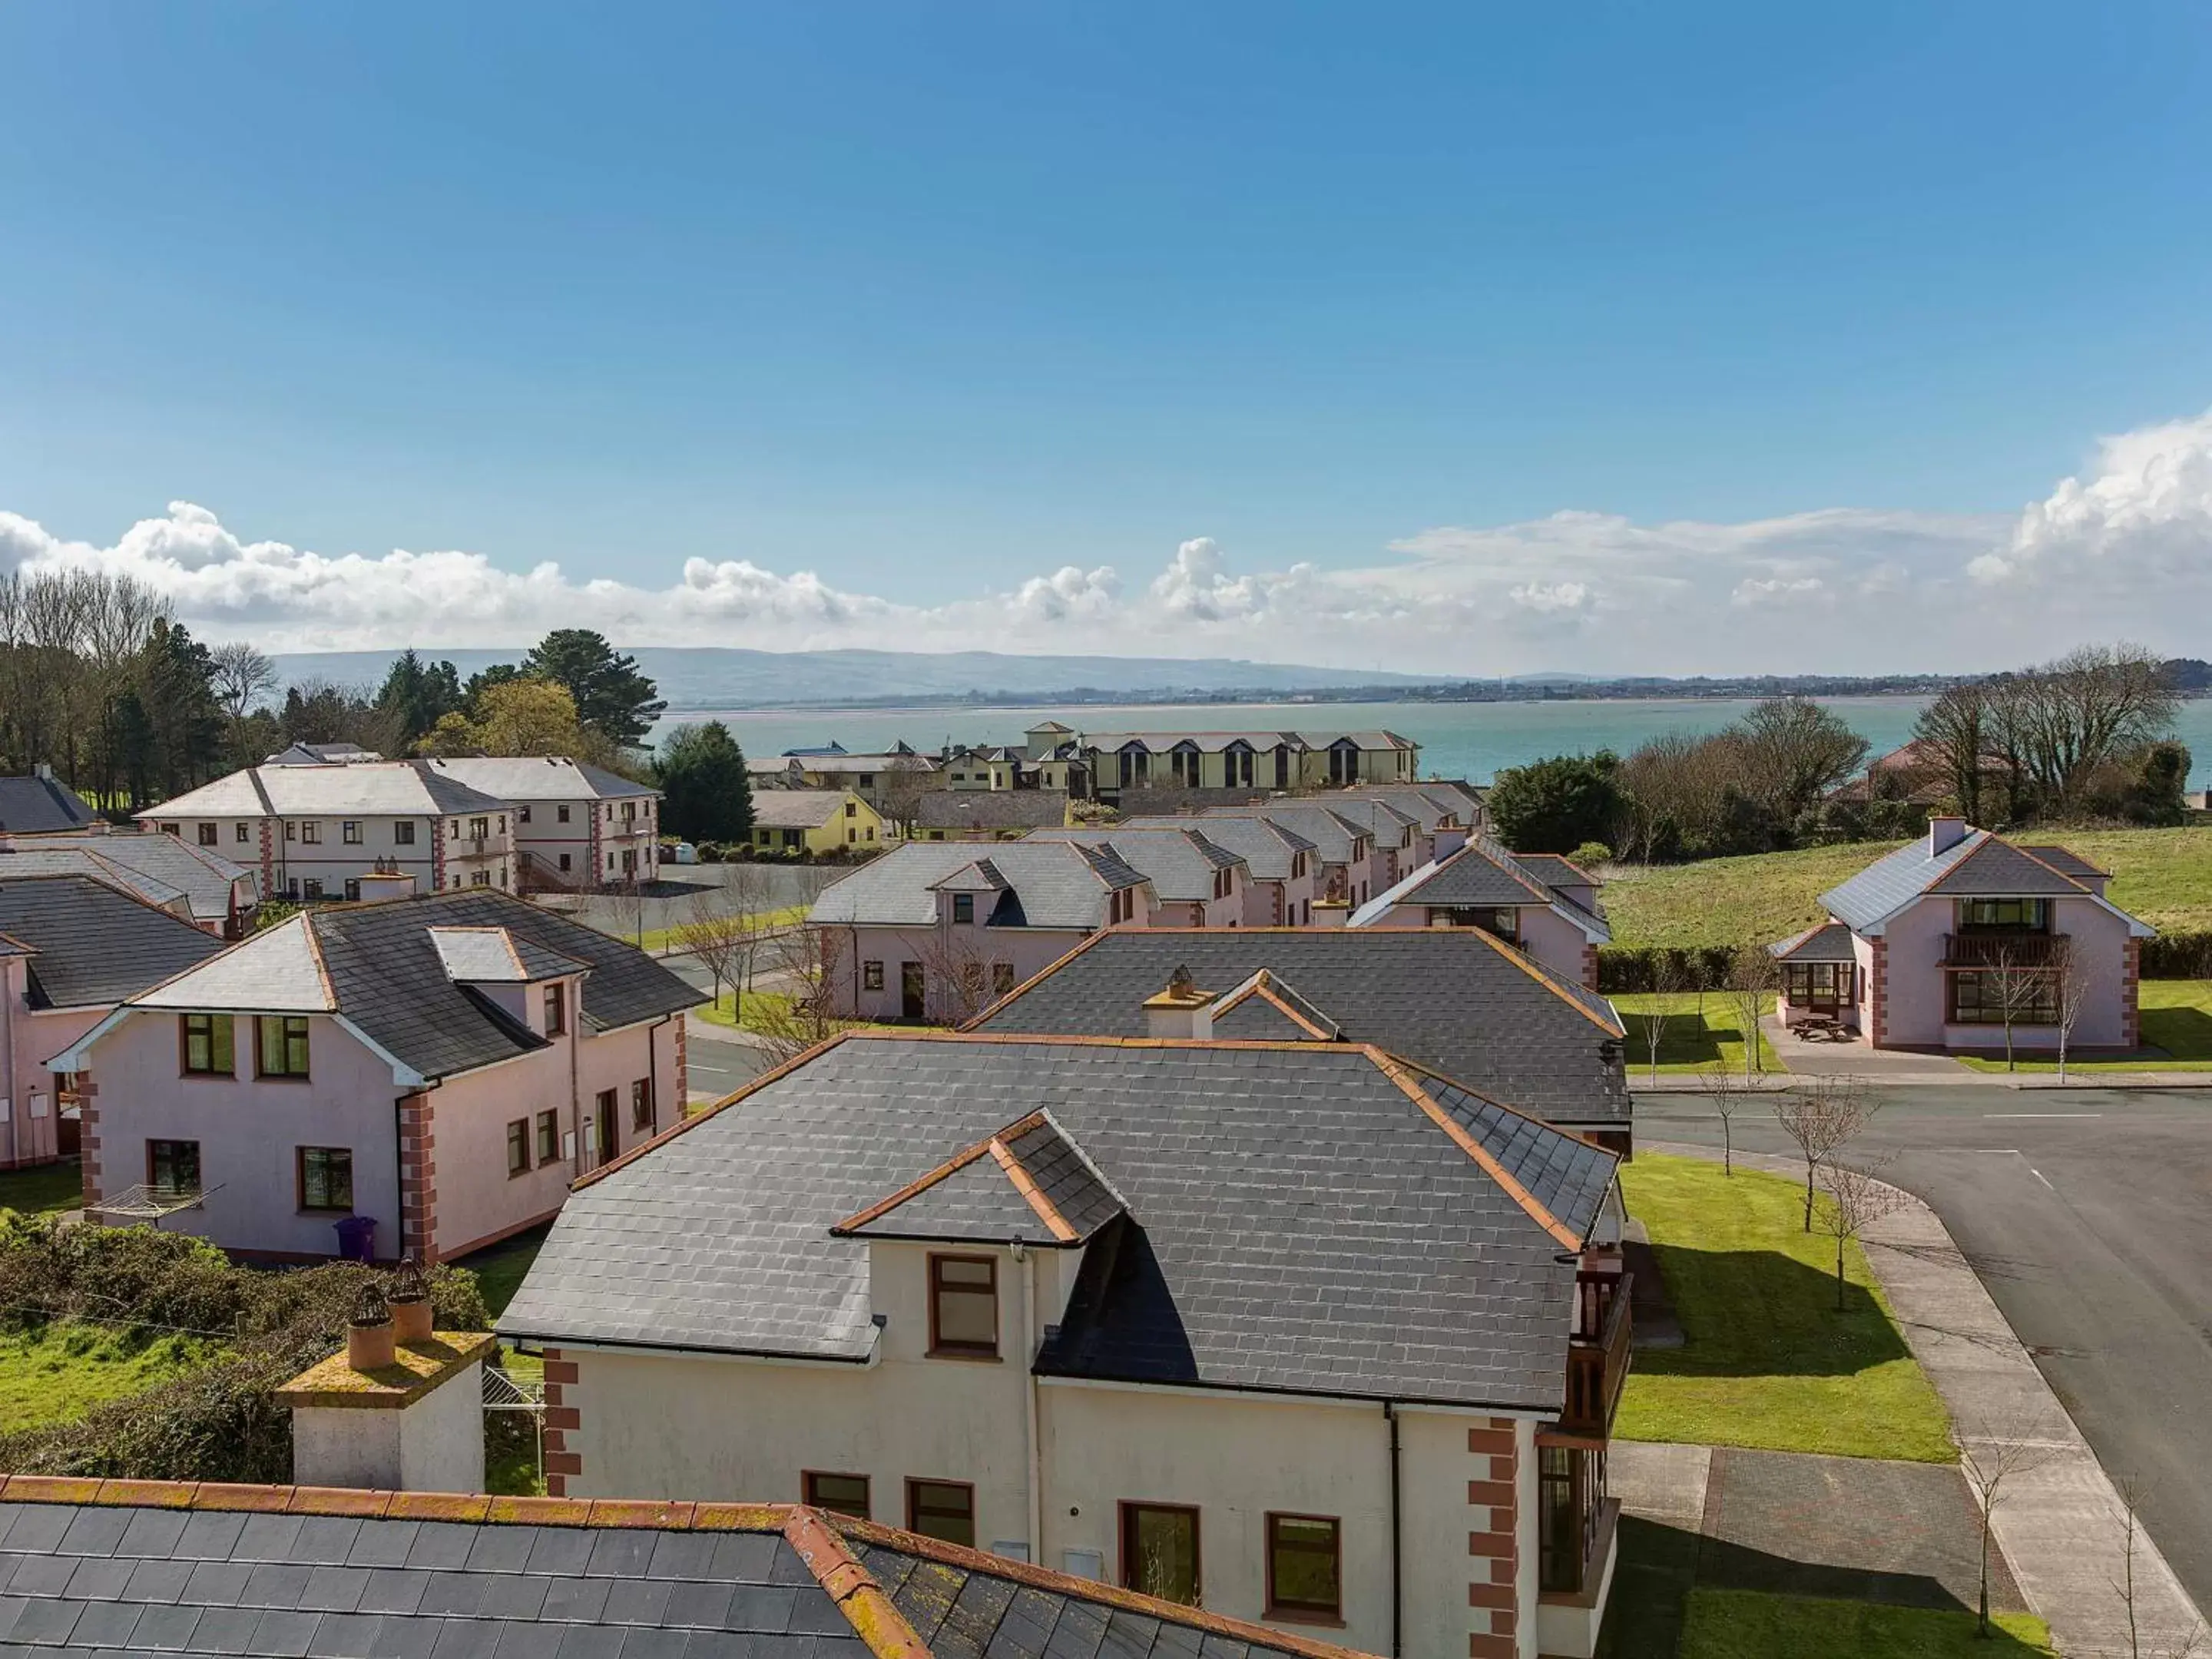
[652,697,2212,789]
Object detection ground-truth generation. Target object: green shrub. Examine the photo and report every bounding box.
[0,1219,488,1481]
[2141,929,2212,979]
[1597,945,1738,994]
[1569,842,1613,868]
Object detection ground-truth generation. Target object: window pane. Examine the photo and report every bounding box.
[1269,1516,1339,1614]
[806,1472,870,1518]
[508,1121,529,1175]
[300,1148,353,1210]
[150,1140,200,1194]
[1124,1506,1199,1605]
[935,1290,995,1348]
[537,1111,559,1163]
[908,1481,974,1547]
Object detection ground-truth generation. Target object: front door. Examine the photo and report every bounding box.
[901,961,926,1020]
[595,1090,618,1168]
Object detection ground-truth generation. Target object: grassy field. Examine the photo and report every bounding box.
[1610,992,1785,1075]
[1602,825,2212,949]
[0,1323,220,1433]
[1955,979,2212,1073]
[1677,1589,2051,1657]
[1618,1154,1955,1463]
[0,1160,82,1219]
[597,906,810,956]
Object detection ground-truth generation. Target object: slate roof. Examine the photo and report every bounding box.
[1325,786,1475,833]
[1303,798,1418,850]
[0,875,228,1011]
[1350,840,1612,942]
[836,1111,1128,1247]
[2020,844,2108,880]
[1119,815,1314,880]
[1025,829,1243,903]
[752,791,860,829]
[1199,805,1369,866]
[0,846,192,916]
[913,793,1072,833]
[0,1484,1356,1659]
[810,843,1145,931]
[1818,827,2153,937]
[1209,971,1343,1040]
[0,775,98,834]
[1510,853,1594,890]
[141,761,509,821]
[502,1032,1618,1409]
[972,929,1628,1128]
[2,830,259,922]
[1770,922,1859,963]
[121,892,704,1081]
[425,756,660,802]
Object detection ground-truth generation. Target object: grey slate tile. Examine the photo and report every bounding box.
[180,1604,259,1654]
[127,1602,203,1651]
[62,1602,144,1649]
[248,1610,322,1657]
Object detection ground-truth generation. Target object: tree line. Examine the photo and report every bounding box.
[0,567,752,839]
[1488,644,2191,860]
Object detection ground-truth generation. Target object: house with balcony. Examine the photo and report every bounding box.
[140,760,516,900]
[419,756,660,890]
[1025,827,1253,927]
[807,841,1157,1022]
[0,874,228,1170]
[55,889,704,1260]
[1121,813,1318,924]
[750,788,885,854]
[1770,816,2153,1052]
[499,1028,1628,1659]
[1348,843,1611,989]
[968,927,1633,1154]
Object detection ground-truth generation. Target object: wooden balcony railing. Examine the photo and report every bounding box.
[1943,932,2068,968]
[1561,1269,1632,1435]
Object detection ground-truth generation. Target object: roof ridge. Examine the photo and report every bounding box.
[828,1113,1036,1235]
[985,1133,1081,1243]
[1367,1050,1593,1251]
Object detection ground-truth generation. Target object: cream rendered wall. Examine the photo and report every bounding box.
[554,1235,1540,1659]
[1512,906,1595,988]
[83,1010,402,1256]
[291,1359,487,1492]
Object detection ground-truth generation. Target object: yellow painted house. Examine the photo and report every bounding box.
[747,790,883,853]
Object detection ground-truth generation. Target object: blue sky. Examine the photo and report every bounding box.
[4,3,2211,673]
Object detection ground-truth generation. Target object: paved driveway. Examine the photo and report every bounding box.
[1637,1083,2212,1614]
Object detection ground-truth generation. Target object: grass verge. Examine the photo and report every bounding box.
[1602,825,2212,949]
[1611,992,1786,1076]
[1618,1154,1955,1462]
[0,1159,83,1219]
[1677,1588,2051,1657]
[0,1322,222,1433]
[1955,979,2212,1072]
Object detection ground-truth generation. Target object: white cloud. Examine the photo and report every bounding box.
[7,409,2212,674]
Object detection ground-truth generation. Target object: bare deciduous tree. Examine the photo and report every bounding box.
[1728,942,1780,1077]
[1639,954,1685,1080]
[1984,941,2055,1073]
[676,889,752,1018]
[1960,1427,2056,1642]
[2054,937,2097,1082]
[2113,1473,2209,1658]
[877,755,935,839]
[1813,1159,1910,1310]
[1704,1061,1751,1176]
[1772,1073,1877,1233]
[750,926,856,1067]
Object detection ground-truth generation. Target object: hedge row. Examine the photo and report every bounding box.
[1599,930,2212,993]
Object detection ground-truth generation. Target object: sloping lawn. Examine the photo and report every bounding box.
[1603,825,2212,949]
[1611,992,1785,1076]
[1618,1154,1955,1462]
[1956,979,2212,1072]
[1679,1588,2051,1657]
[0,1159,83,1219]
[452,1226,551,1321]
[0,1323,221,1432]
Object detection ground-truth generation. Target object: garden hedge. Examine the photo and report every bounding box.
[1600,929,2212,992]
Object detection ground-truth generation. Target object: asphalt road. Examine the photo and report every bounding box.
[1637,1082,2212,1614]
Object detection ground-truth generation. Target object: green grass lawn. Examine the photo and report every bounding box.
[598,906,810,956]
[1618,1154,1955,1462]
[692,989,903,1038]
[0,1322,222,1433]
[452,1225,551,1320]
[1602,825,2212,949]
[0,1159,83,1219]
[1677,1588,2051,1657]
[1610,992,1786,1075]
[1955,979,2212,1073]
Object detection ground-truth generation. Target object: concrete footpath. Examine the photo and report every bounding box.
[1648,1140,2207,1657]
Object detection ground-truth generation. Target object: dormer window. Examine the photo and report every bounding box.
[544,983,567,1035]
[928,1254,998,1357]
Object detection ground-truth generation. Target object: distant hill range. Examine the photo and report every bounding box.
[270,647,1436,710]
[267,648,2212,713]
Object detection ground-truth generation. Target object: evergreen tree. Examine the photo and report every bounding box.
[655,721,754,842]
[522,630,665,747]
[1486,750,1625,854]
[376,649,465,744]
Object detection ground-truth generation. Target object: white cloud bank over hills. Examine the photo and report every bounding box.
[5,409,2210,677]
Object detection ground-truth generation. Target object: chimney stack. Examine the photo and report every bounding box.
[356,870,417,904]
[1929,816,1969,856]
[1143,965,1217,1040]
[277,1300,494,1494]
